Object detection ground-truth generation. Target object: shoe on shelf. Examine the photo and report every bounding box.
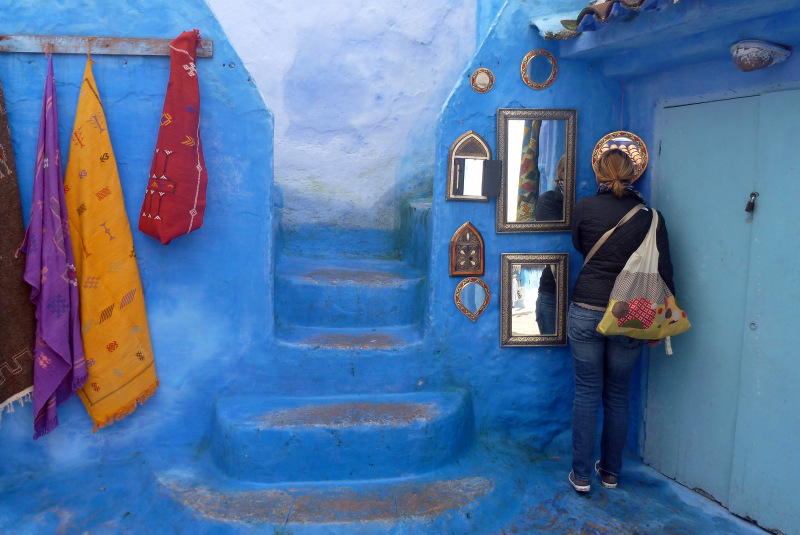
[595,460,618,489]
[569,471,591,492]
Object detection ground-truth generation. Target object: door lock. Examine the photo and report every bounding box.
[745,192,759,213]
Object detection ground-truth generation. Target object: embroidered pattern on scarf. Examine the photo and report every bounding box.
[138,29,207,245]
[65,60,159,431]
[18,54,87,439]
[0,75,36,420]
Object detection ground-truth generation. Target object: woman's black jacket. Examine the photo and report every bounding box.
[571,190,676,308]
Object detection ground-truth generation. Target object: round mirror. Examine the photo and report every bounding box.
[520,50,558,90]
[591,131,648,182]
[470,68,494,93]
[454,277,490,322]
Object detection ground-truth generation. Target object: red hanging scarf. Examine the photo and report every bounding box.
[139,29,207,245]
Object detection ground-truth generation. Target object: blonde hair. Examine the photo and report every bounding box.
[556,155,566,184]
[595,148,635,197]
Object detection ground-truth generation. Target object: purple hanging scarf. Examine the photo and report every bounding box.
[18,54,87,439]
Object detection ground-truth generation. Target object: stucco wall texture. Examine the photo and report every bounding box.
[205,0,476,231]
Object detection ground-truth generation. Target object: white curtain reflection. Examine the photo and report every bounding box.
[462,158,484,197]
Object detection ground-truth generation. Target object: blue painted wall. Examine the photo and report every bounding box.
[205,0,476,235]
[432,2,621,451]
[0,0,273,474]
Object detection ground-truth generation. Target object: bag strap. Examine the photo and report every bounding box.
[583,204,646,267]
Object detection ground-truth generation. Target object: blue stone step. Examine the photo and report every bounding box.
[210,390,474,483]
[275,323,423,350]
[279,226,400,259]
[275,256,426,328]
[159,468,495,527]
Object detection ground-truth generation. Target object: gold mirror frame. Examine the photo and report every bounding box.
[521,50,558,90]
[470,68,495,93]
[447,131,492,202]
[496,108,577,233]
[500,253,568,346]
[591,131,649,182]
[454,277,490,322]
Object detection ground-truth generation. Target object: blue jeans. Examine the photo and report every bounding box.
[568,303,645,480]
[535,291,556,335]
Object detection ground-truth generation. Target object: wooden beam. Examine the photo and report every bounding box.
[0,34,214,57]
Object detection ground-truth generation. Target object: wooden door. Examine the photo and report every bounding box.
[645,91,800,533]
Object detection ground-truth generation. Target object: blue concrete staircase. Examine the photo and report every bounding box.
[156,199,515,529]
[274,200,430,353]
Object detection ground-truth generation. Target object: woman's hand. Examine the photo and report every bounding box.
[646,339,662,347]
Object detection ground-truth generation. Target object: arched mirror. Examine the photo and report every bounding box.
[447,131,492,201]
[500,253,568,346]
[450,222,484,276]
[496,108,577,233]
[521,50,558,90]
[591,131,648,181]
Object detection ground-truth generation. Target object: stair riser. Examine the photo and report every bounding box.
[211,394,474,483]
[274,276,425,327]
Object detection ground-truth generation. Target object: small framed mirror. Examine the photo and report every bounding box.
[496,108,577,233]
[521,50,558,90]
[591,131,648,181]
[500,253,568,346]
[447,131,492,202]
[455,277,490,322]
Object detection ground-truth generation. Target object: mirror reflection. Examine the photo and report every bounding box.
[447,131,492,201]
[496,109,576,233]
[520,49,558,90]
[461,282,486,314]
[527,55,554,85]
[506,119,566,223]
[501,253,568,346]
[510,264,557,336]
[460,158,484,197]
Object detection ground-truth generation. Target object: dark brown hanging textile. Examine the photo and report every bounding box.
[0,76,36,419]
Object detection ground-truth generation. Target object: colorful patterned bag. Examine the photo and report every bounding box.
[596,209,690,345]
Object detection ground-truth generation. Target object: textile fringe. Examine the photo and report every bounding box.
[72,371,88,391]
[0,387,33,428]
[92,380,159,433]
[33,415,60,440]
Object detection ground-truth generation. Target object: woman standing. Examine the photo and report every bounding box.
[568,148,675,492]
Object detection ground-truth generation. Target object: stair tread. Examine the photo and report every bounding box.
[159,463,497,525]
[276,324,423,349]
[277,255,424,284]
[217,390,466,428]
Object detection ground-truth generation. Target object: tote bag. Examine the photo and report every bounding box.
[596,210,690,341]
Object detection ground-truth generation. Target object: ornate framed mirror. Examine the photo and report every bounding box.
[496,108,576,233]
[450,222,484,276]
[520,50,558,90]
[447,131,492,202]
[591,131,648,181]
[500,253,568,346]
[454,277,490,322]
